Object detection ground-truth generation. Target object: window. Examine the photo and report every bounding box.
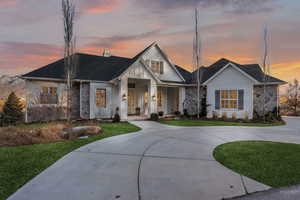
[220,90,238,109]
[40,87,58,104]
[96,89,106,107]
[146,60,164,74]
[157,88,162,107]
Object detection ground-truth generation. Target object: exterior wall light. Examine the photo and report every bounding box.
[122,94,127,101]
[152,95,156,101]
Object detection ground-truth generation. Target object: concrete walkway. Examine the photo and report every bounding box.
[8,118,300,200]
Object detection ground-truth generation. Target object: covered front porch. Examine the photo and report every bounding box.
[125,78,185,119]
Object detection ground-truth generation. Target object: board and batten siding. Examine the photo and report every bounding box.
[141,46,183,82]
[206,65,255,119]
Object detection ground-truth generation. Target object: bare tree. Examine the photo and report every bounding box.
[62,0,77,122]
[262,25,270,122]
[193,8,203,119]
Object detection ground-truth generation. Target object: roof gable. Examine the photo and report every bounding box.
[203,62,258,84]
[192,58,286,85]
[139,43,185,82]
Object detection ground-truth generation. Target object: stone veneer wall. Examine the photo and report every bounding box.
[253,85,278,116]
[71,83,80,119]
[184,87,207,115]
[80,83,90,119]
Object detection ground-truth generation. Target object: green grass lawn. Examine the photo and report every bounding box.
[160,120,285,127]
[213,141,300,188]
[0,122,140,200]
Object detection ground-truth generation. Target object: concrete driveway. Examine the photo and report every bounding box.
[8,117,300,200]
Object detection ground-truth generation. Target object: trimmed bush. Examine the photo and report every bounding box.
[113,107,120,123]
[113,113,121,123]
[150,113,159,121]
[174,111,181,116]
[158,111,164,117]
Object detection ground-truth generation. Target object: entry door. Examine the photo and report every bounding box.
[128,89,136,115]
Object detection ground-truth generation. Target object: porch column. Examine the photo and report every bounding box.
[178,87,186,113]
[149,80,157,114]
[119,77,128,120]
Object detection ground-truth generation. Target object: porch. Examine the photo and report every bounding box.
[126,78,182,118]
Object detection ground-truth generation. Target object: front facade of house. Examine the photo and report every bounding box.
[23,42,285,122]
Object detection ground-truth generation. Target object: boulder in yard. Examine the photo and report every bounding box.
[61,126,102,139]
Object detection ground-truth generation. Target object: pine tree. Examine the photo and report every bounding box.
[3,92,24,125]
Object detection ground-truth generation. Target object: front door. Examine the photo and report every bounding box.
[128,89,136,115]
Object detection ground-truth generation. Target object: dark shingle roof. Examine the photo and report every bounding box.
[23,53,135,81]
[175,65,192,83]
[191,58,286,84]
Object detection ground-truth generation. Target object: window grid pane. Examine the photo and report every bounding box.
[96,89,106,107]
[220,90,238,109]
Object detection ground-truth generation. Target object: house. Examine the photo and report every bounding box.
[22,42,286,122]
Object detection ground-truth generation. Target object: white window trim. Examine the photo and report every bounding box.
[95,88,107,108]
[148,59,164,74]
[219,89,239,111]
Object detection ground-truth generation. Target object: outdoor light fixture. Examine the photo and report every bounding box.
[122,94,127,101]
[152,95,156,101]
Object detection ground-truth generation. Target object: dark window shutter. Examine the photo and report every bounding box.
[160,61,164,74]
[215,90,220,110]
[238,89,244,110]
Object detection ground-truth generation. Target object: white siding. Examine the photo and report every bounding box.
[142,46,183,82]
[206,65,254,119]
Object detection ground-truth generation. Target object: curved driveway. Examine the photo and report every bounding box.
[8,117,300,200]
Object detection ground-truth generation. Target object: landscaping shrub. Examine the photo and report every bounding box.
[113,113,120,123]
[0,123,67,146]
[232,112,237,121]
[221,112,227,121]
[183,109,190,118]
[158,111,164,117]
[243,111,249,122]
[150,113,159,121]
[113,107,120,123]
[174,111,181,116]
[200,97,208,117]
[212,111,218,119]
[2,92,24,126]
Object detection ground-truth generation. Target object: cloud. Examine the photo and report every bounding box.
[136,0,279,14]
[78,0,123,14]
[0,0,17,8]
[0,42,63,57]
[0,42,63,75]
[86,30,162,48]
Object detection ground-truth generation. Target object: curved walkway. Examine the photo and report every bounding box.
[8,118,300,200]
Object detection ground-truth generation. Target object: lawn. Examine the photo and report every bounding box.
[213,141,300,188]
[160,120,285,127]
[0,122,141,200]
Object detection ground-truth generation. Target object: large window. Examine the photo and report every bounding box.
[40,87,58,104]
[146,60,164,74]
[220,90,238,109]
[96,89,106,107]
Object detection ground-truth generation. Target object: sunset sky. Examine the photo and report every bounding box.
[0,0,299,83]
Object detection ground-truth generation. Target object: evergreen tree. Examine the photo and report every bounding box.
[3,92,24,125]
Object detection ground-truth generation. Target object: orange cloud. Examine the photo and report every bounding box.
[80,0,123,14]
